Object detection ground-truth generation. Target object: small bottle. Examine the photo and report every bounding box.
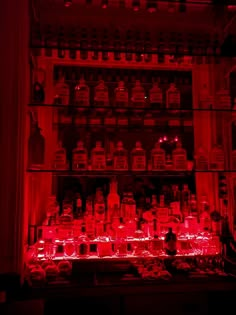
[114,81,129,108]
[195,146,208,170]
[115,218,127,257]
[54,71,70,105]
[113,141,129,171]
[52,141,67,169]
[97,223,113,257]
[94,80,109,107]
[200,206,211,232]
[107,178,120,221]
[85,203,96,240]
[91,141,106,170]
[76,224,90,258]
[150,219,163,255]
[131,141,146,171]
[74,76,90,107]
[72,141,88,170]
[149,82,163,109]
[172,141,187,170]
[151,141,166,170]
[166,83,180,112]
[64,232,75,257]
[28,122,45,169]
[210,208,222,235]
[164,227,177,256]
[157,195,169,224]
[74,193,83,220]
[126,192,137,220]
[210,144,225,170]
[33,81,45,103]
[133,220,149,256]
[131,80,146,108]
[94,188,106,222]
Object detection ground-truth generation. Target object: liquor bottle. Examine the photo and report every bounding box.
[114,81,129,108]
[72,141,88,170]
[166,83,180,112]
[94,80,109,107]
[170,185,181,221]
[126,192,137,220]
[131,141,146,171]
[149,82,163,109]
[189,194,198,218]
[151,141,165,170]
[200,206,211,232]
[131,80,146,108]
[150,219,163,255]
[151,195,158,217]
[133,219,149,256]
[33,81,45,103]
[28,121,45,169]
[115,218,127,257]
[76,224,90,258]
[85,198,96,240]
[107,178,120,221]
[74,193,83,220]
[210,207,222,235]
[172,141,187,170]
[113,141,129,171]
[210,144,225,170]
[195,146,208,170]
[63,231,75,257]
[52,141,67,169]
[94,188,106,222]
[54,71,70,105]
[74,76,90,107]
[157,195,169,224]
[105,140,114,170]
[164,227,177,256]
[91,141,106,170]
[96,223,113,257]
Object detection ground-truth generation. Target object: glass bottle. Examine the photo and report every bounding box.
[115,217,127,257]
[33,81,45,103]
[157,195,169,224]
[107,178,120,221]
[210,207,222,235]
[85,197,95,240]
[151,141,165,170]
[94,188,106,222]
[74,193,83,220]
[172,141,187,170]
[64,231,75,257]
[210,144,225,170]
[76,224,90,258]
[91,141,106,170]
[54,71,70,105]
[149,82,163,109]
[133,220,149,256]
[72,141,88,170]
[94,80,109,107]
[126,192,137,220]
[195,146,208,170]
[131,80,146,108]
[96,223,113,257]
[200,206,211,232]
[74,76,90,107]
[166,83,180,112]
[52,141,67,169]
[164,227,177,256]
[131,141,146,171]
[113,141,129,171]
[150,219,163,255]
[28,122,45,169]
[115,81,129,108]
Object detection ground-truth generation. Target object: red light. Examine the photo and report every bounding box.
[163,136,167,141]
[64,0,72,7]
[227,5,236,10]
[101,0,108,8]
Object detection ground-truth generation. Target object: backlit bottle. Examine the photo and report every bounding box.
[96,223,113,257]
[54,71,70,105]
[72,141,88,170]
[115,81,129,108]
[172,141,187,170]
[164,227,177,256]
[151,141,165,170]
[76,224,90,258]
[94,80,109,107]
[94,188,106,222]
[91,141,106,170]
[149,82,163,109]
[107,178,120,221]
[74,76,90,107]
[113,141,129,171]
[131,80,146,108]
[131,141,146,171]
[52,141,67,169]
[166,83,180,112]
[115,218,127,257]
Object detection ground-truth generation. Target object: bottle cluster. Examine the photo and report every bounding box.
[36,179,222,260]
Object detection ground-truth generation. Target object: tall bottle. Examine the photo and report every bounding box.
[195,146,208,170]
[76,224,90,258]
[131,141,146,171]
[164,227,177,255]
[91,141,106,170]
[74,76,90,107]
[72,141,88,170]
[94,80,109,107]
[157,195,169,224]
[28,120,45,169]
[149,82,163,109]
[150,219,162,255]
[54,71,70,105]
[113,141,129,171]
[131,80,146,108]
[210,144,225,170]
[96,223,113,257]
[166,83,180,112]
[52,141,67,169]
[115,218,127,257]
[172,141,187,170]
[94,188,106,222]
[151,141,165,170]
[114,81,129,108]
[107,178,120,220]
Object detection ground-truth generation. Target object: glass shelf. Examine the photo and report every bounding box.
[26,169,236,177]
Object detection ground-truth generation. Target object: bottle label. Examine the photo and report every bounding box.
[114,154,128,170]
[73,152,87,169]
[173,154,187,170]
[167,91,180,108]
[55,84,69,105]
[95,91,109,102]
[132,92,145,103]
[116,91,128,103]
[132,154,146,170]
[196,155,208,170]
[75,90,89,105]
[152,153,165,170]
[92,153,106,169]
[53,150,66,168]
[150,91,163,104]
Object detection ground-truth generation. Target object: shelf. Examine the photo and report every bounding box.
[26,169,236,177]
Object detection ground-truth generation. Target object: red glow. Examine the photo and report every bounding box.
[64,0,72,7]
